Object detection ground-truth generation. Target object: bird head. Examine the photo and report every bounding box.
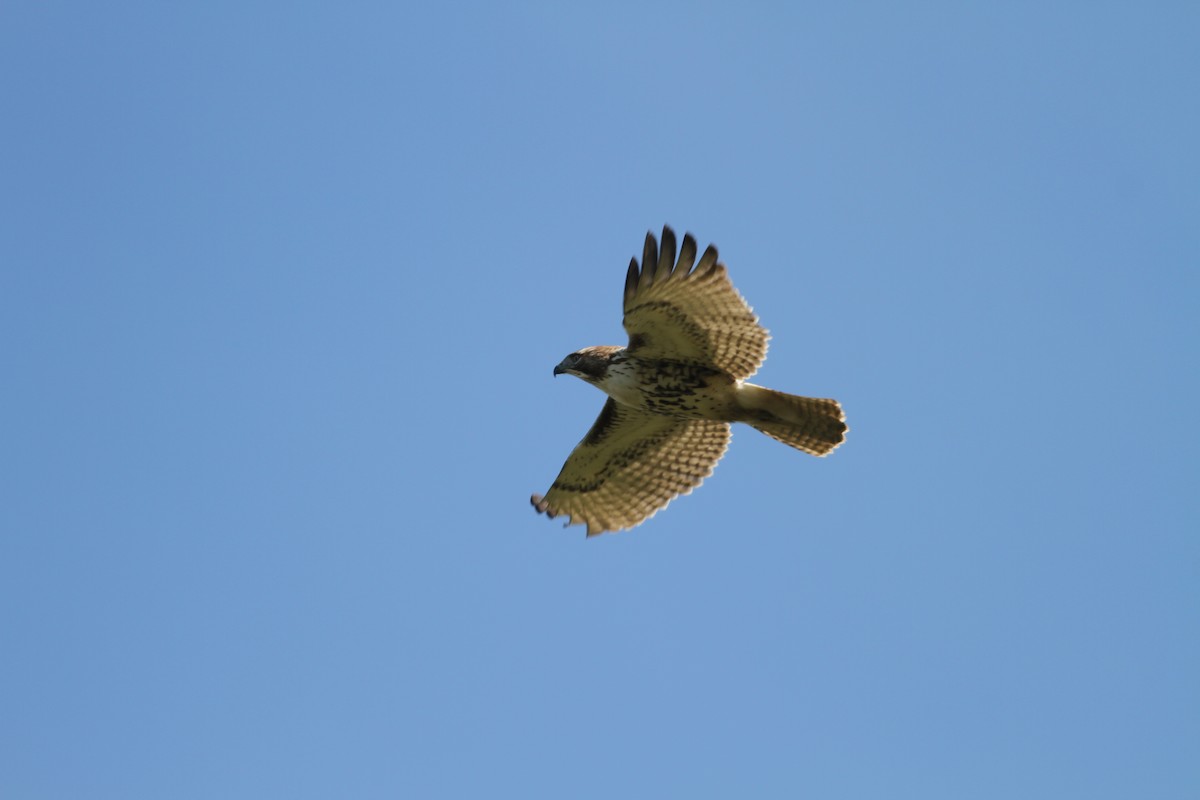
[553,346,621,382]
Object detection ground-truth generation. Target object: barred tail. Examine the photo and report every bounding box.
[736,383,847,456]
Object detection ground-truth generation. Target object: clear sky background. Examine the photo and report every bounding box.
[2,3,1197,798]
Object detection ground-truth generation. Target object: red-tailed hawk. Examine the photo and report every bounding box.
[532,226,847,536]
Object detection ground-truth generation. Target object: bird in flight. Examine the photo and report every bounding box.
[531,226,847,537]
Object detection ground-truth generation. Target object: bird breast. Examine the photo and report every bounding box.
[595,359,647,407]
[596,358,737,419]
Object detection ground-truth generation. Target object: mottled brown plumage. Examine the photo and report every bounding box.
[532,226,846,537]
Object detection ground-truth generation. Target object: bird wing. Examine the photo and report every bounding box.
[531,398,731,536]
[622,226,770,381]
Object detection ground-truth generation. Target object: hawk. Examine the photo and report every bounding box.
[531,226,847,536]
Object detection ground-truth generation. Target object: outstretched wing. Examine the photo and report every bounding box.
[623,226,770,380]
[531,398,731,537]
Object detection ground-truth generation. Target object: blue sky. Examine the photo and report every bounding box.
[2,3,1197,797]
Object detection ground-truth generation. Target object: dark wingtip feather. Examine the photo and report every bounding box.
[695,243,719,276]
[675,233,698,277]
[641,231,658,285]
[624,257,640,305]
[656,226,677,282]
[531,493,555,517]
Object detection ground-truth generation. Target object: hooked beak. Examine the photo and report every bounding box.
[553,362,567,377]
